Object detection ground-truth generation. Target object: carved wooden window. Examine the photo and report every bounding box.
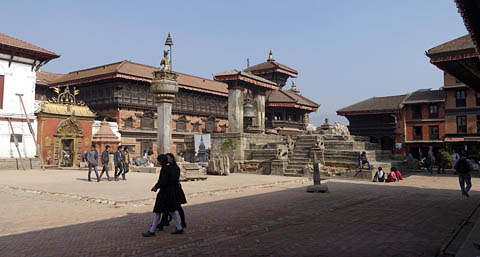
[188,95,194,111]
[141,114,155,130]
[192,122,201,132]
[123,117,134,128]
[175,115,188,132]
[457,116,467,133]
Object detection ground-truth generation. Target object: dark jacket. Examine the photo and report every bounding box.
[101,150,109,165]
[153,163,182,213]
[114,151,122,166]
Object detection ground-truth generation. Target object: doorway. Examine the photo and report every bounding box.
[61,139,74,167]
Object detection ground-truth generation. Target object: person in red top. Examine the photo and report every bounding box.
[385,167,397,183]
[395,167,403,181]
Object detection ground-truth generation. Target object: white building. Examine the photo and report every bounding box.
[0,33,59,159]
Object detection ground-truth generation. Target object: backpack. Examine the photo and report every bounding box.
[456,158,469,173]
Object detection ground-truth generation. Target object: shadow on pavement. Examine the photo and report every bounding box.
[1,180,479,257]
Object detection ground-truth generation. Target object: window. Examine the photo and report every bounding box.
[457,116,467,133]
[0,75,4,109]
[476,92,480,107]
[429,126,439,140]
[428,104,438,118]
[412,105,422,119]
[10,134,22,143]
[413,126,422,140]
[456,90,466,107]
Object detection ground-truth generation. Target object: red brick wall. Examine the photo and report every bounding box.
[38,116,93,165]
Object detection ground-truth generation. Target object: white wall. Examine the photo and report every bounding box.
[0,57,38,158]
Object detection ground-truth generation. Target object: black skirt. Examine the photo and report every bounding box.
[153,186,180,213]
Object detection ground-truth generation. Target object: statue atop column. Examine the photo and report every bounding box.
[160,50,171,72]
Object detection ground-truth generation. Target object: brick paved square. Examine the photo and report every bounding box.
[0,170,478,257]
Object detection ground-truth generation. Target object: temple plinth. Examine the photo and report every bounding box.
[150,70,178,154]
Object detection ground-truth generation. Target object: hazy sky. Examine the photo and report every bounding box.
[2,1,468,125]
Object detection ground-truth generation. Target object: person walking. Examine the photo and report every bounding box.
[87,144,100,182]
[437,149,446,174]
[142,154,184,237]
[99,145,111,181]
[114,146,124,181]
[426,146,435,175]
[122,146,131,178]
[455,152,474,198]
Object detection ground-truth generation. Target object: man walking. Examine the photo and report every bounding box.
[122,146,131,178]
[87,144,100,182]
[437,149,446,174]
[426,146,435,175]
[114,146,124,181]
[455,152,474,198]
[99,145,111,181]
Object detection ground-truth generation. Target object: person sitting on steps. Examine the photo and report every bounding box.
[359,151,371,170]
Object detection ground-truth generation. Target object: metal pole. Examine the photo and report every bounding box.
[8,118,26,170]
[170,45,172,71]
[16,93,45,170]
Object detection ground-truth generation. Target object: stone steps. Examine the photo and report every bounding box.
[0,158,43,170]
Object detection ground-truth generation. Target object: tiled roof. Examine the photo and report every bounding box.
[427,34,475,55]
[245,60,298,74]
[214,69,277,86]
[337,94,407,114]
[52,60,228,96]
[0,32,59,59]
[266,89,319,109]
[402,89,445,104]
[36,71,64,86]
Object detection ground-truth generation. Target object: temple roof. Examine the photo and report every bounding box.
[52,60,228,96]
[244,51,298,77]
[337,94,407,114]
[266,89,319,111]
[0,32,59,60]
[402,89,445,104]
[36,71,64,87]
[213,69,278,89]
[427,34,476,56]
[35,103,96,118]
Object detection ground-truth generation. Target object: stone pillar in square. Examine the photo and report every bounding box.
[150,70,178,154]
[228,87,244,133]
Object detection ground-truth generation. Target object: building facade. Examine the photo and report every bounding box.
[51,61,229,162]
[337,94,407,155]
[402,89,446,159]
[0,33,59,159]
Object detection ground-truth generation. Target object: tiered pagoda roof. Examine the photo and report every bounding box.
[244,50,298,78]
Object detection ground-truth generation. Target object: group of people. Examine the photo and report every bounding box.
[143,153,187,236]
[372,167,403,183]
[85,144,132,182]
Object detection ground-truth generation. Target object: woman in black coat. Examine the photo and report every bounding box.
[142,154,184,237]
[166,153,187,228]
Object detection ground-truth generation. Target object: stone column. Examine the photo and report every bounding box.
[253,92,265,132]
[150,70,178,154]
[228,87,244,133]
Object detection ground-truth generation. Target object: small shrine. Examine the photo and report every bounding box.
[35,87,96,167]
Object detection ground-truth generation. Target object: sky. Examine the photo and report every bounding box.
[2,0,469,125]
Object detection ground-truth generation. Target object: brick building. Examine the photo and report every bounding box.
[402,89,445,159]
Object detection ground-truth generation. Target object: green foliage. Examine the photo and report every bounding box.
[221,139,235,152]
[442,151,452,164]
